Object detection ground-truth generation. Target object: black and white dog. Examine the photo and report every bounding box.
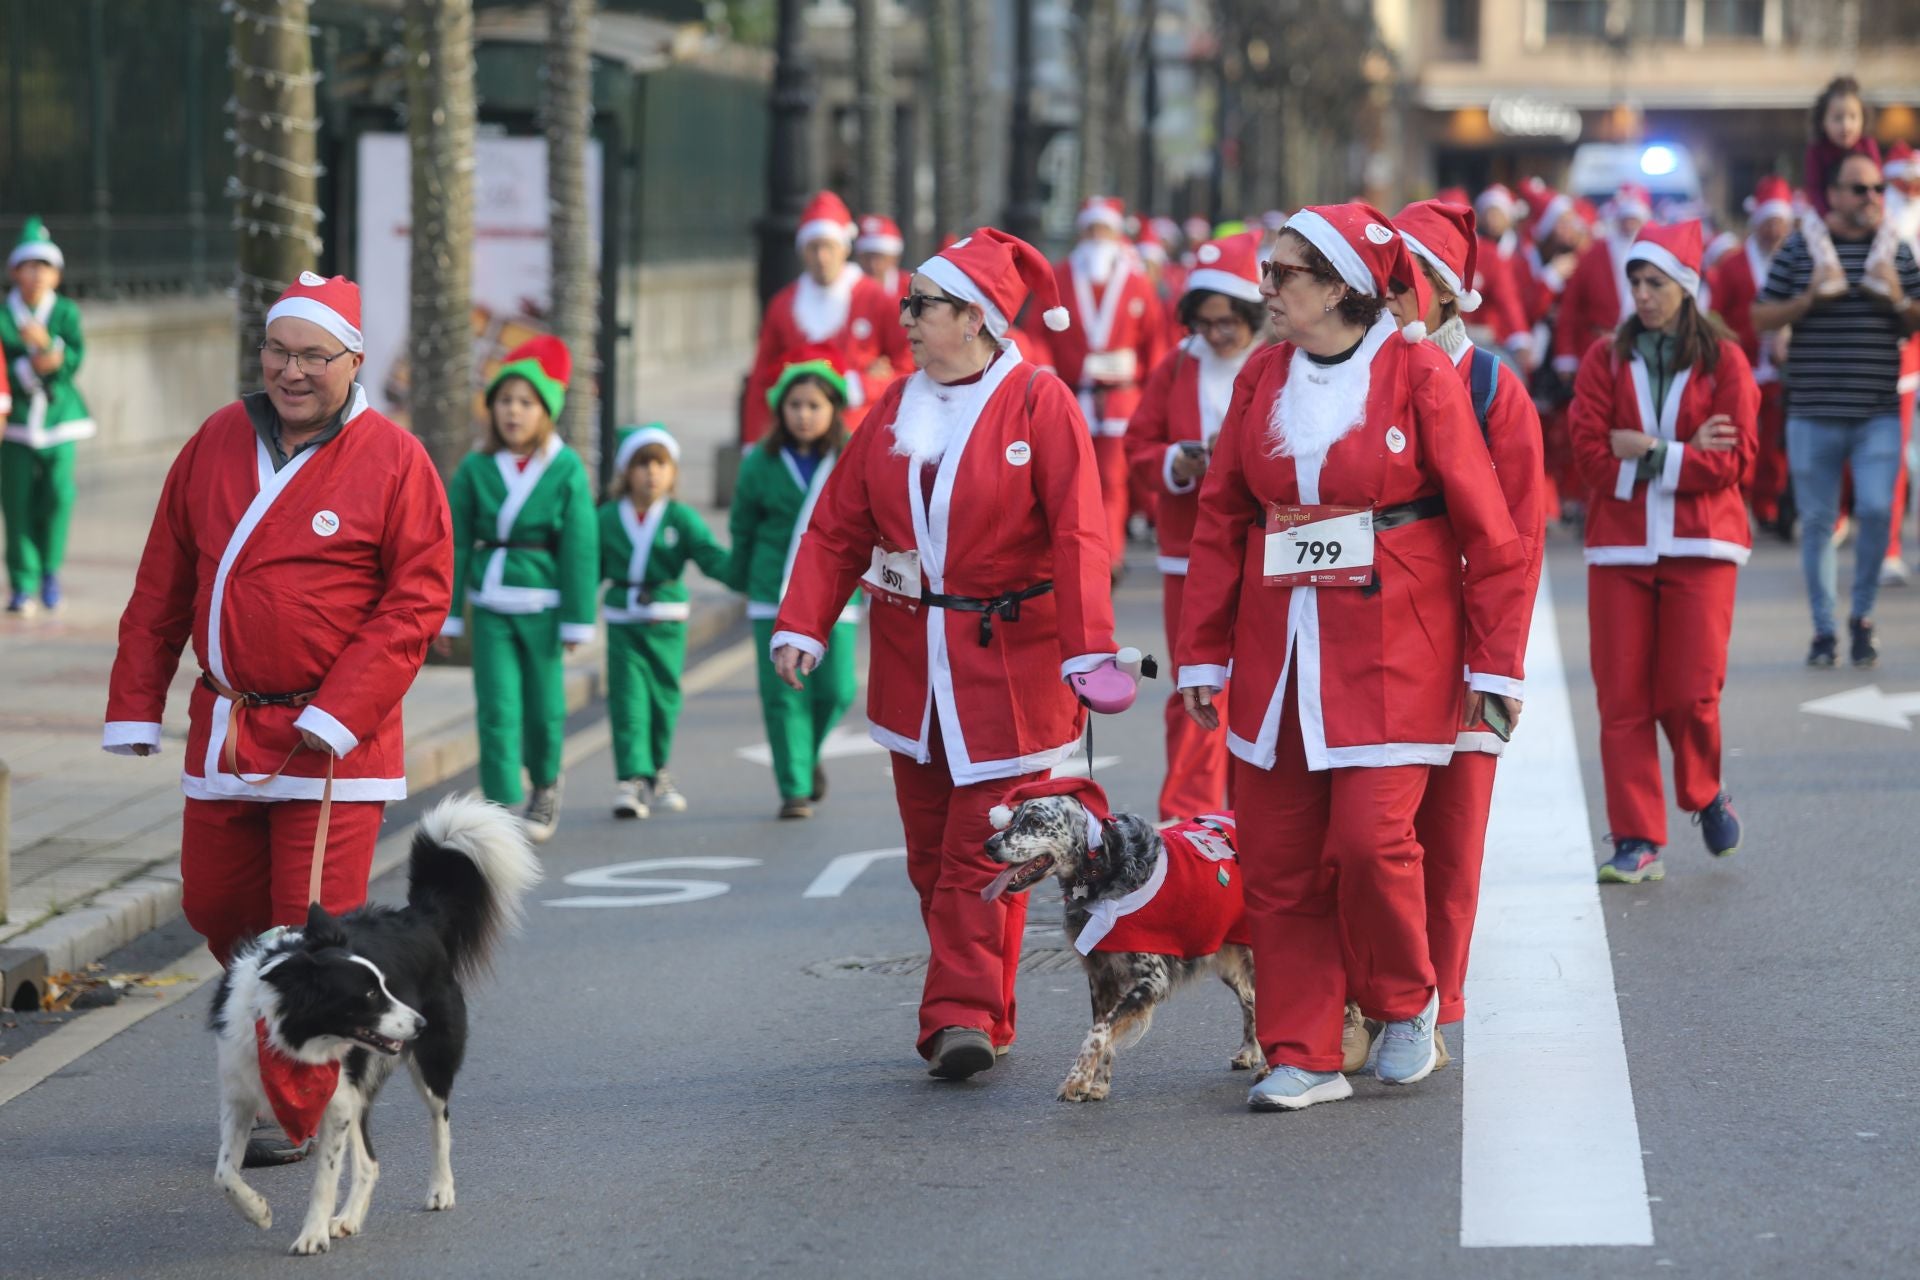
[209,795,540,1255]
[983,793,1259,1102]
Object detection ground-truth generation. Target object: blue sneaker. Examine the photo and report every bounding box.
[1247,1064,1352,1111]
[39,575,60,611]
[1695,793,1740,857]
[1375,989,1439,1086]
[1597,837,1663,884]
[6,591,37,617]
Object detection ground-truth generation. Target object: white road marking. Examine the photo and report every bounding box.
[736,726,886,768]
[1462,567,1654,1248]
[1799,684,1920,730]
[803,847,907,899]
[546,857,764,909]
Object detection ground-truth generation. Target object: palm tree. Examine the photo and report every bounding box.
[546,0,599,474]
[403,0,477,477]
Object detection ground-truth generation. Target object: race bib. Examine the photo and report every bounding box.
[1263,504,1375,588]
[1081,349,1139,385]
[861,544,922,609]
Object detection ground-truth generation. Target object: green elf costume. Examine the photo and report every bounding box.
[725,349,862,813]
[1,217,93,613]
[441,336,598,832]
[600,424,729,816]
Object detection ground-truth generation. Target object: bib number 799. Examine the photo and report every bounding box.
[1294,539,1343,566]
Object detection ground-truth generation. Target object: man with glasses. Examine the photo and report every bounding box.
[102,271,453,1165]
[1755,155,1920,667]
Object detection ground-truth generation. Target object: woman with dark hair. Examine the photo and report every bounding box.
[1569,221,1758,885]
[1125,229,1267,820]
[1177,204,1529,1110]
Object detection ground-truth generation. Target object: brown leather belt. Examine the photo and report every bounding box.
[202,672,333,906]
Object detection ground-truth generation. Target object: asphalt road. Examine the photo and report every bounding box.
[1,531,1916,1279]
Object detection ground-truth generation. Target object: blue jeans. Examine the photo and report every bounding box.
[1786,413,1903,636]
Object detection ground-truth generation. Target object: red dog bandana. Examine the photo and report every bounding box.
[254,1019,339,1146]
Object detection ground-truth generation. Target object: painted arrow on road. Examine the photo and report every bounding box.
[735,727,887,767]
[1799,685,1920,730]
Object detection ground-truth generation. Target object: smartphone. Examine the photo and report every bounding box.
[1481,695,1513,743]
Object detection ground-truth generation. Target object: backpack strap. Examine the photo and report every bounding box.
[1468,346,1500,443]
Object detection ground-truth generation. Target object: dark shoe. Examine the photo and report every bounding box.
[5,591,37,617]
[524,783,561,843]
[779,797,814,820]
[1597,837,1663,885]
[1849,616,1878,669]
[1807,633,1837,668]
[926,1027,995,1080]
[242,1120,309,1168]
[1695,792,1741,857]
[811,763,828,802]
[39,575,61,611]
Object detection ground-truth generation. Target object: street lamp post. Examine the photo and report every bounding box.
[1003,0,1043,244]
[1138,0,1159,216]
[756,0,814,312]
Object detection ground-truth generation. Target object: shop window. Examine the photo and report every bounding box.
[1442,0,1482,49]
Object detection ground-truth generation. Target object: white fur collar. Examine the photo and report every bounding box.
[1267,315,1395,460]
[889,351,1022,464]
[1186,333,1254,445]
[1070,239,1123,286]
[792,263,864,343]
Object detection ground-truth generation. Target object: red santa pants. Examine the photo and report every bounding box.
[1587,558,1736,846]
[1415,750,1498,1025]
[891,724,1044,1057]
[1745,383,1788,524]
[1093,434,1132,563]
[1158,573,1230,820]
[1233,684,1435,1072]
[181,797,386,967]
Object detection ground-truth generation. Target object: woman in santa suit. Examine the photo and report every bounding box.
[1570,222,1756,885]
[1125,229,1266,821]
[1388,199,1547,1061]
[772,229,1127,1082]
[1176,203,1530,1110]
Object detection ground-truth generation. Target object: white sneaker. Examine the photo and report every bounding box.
[1375,989,1440,1086]
[652,772,688,813]
[1880,556,1911,587]
[612,778,650,820]
[1247,1064,1352,1111]
[523,783,561,844]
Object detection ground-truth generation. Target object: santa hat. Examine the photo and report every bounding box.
[1286,201,1430,341]
[265,270,363,354]
[987,776,1113,836]
[1184,229,1264,304]
[1476,183,1517,217]
[1881,141,1917,181]
[1515,176,1553,219]
[612,423,680,474]
[1150,216,1182,248]
[1134,221,1168,265]
[1743,174,1795,225]
[854,214,904,256]
[1076,196,1127,234]
[1703,229,1740,270]
[487,334,570,420]
[796,191,856,250]
[1183,215,1213,246]
[1434,186,1472,207]
[915,227,1071,339]
[1625,220,1705,300]
[765,342,851,410]
[1608,183,1654,224]
[1393,199,1483,313]
[8,216,63,271]
[1531,191,1576,244]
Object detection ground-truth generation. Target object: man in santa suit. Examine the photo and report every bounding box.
[1711,175,1796,529]
[741,191,913,441]
[103,272,453,1159]
[771,228,1124,1082]
[1047,195,1171,566]
[1516,188,1593,519]
[1469,183,1538,371]
[1553,183,1654,381]
[855,213,909,301]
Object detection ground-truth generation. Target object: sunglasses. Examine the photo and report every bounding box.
[1260,259,1317,287]
[899,292,966,319]
[1840,182,1888,197]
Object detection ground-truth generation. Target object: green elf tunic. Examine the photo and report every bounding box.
[599,496,729,782]
[726,442,862,803]
[1,285,92,600]
[442,435,598,806]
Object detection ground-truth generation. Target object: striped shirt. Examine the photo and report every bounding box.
[1760,230,1920,420]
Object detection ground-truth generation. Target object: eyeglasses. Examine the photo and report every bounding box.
[1260,260,1317,287]
[260,342,353,375]
[1192,315,1248,336]
[899,292,966,320]
[1840,182,1888,197]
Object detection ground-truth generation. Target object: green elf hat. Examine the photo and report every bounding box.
[487,334,571,421]
[613,423,680,474]
[9,216,64,271]
[765,343,851,410]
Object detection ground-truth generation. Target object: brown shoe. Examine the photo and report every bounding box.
[1340,1002,1380,1074]
[1434,1027,1451,1071]
[779,797,814,820]
[811,764,828,802]
[926,1027,995,1080]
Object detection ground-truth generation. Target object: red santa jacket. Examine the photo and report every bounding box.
[1125,335,1256,573]
[1468,238,1533,356]
[1177,318,1529,772]
[1708,240,1780,386]
[741,269,913,441]
[102,387,453,801]
[773,349,1117,785]
[1046,256,1169,437]
[1569,335,1758,566]
[1448,337,1548,757]
[1553,236,1633,374]
[1076,815,1250,959]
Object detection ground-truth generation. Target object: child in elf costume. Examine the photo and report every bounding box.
[2,218,93,615]
[724,346,862,820]
[600,424,729,819]
[436,336,598,842]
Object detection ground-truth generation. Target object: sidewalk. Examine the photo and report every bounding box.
[0,356,749,980]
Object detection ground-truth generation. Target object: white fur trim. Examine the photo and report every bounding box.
[102,721,163,756]
[790,265,861,344]
[1077,203,1126,233]
[614,426,679,472]
[855,232,904,255]
[1178,663,1228,692]
[1162,443,1198,494]
[1286,208,1377,296]
[915,254,1011,340]
[796,217,854,249]
[1267,314,1394,459]
[1468,672,1525,699]
[292,704,359,757]
[264,296,364,354]
[560,621,597,644]
[439,614,466,638]
[8,242,63,270]
[1624,241,1701,300]
[1061,651,1118,680]
[770,628,826,662]
[1184,267,1262,304]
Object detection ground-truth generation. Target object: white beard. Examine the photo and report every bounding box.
[1070,239,1122,286]
[1190,334,1252,445]
[1266,316,1394,460]
[792,262,864,343]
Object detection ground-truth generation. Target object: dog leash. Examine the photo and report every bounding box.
[203,673,334,906]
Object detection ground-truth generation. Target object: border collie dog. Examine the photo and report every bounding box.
[983,795,1259,1102]
[209,795,540,1255]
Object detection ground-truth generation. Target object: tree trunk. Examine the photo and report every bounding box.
[1075,0,1117,203]
[403,0,477,478]
[546,0,600,475]
[231,0,321,396]
[852,0,893,220]
[928,0,965,242]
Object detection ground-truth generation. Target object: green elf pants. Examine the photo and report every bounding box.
[752,617,858,802]
[1,440,76,596]
[470,607,568,807]
[607,620,686,781]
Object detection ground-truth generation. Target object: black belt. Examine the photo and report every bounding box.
[200,673,316,708]
[923,581,1054,647]
[1251,494,1447,531]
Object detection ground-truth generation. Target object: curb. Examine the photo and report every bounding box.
[0,602,746,990]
